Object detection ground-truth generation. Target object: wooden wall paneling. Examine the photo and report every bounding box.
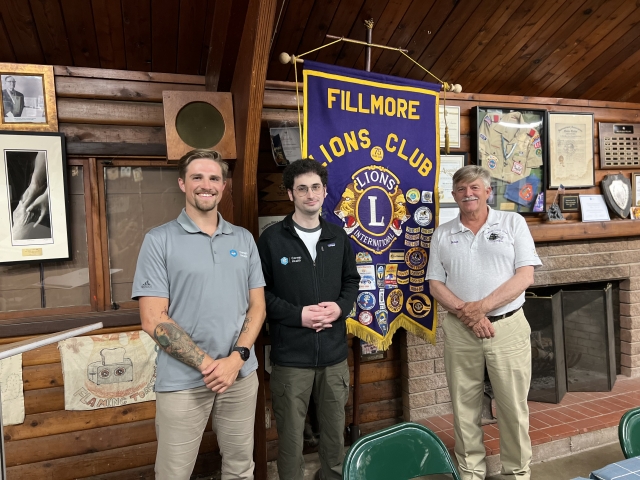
[216,0,250,92]
[57,98,165,126]
[22,363,63,390]
[466,1,563,94]
[266,0,313,81]
[82,158,99,310]
[88,157,106,311]
[205,0,233,90]
[388,0,459,79]
[0,0,45,64]
[56,77,204,102]
[436,0,525,85]
[283,0,341,81]
[507,0,627,96]
[553,15,640,99]
[198,0,217,75]
[62,124,168,157]
[151,0,180,73]
[536,1,639,98]
[311,0,367,66]
[332,0,390,69]
[176,0,208,75]
[95,159,111,310]
[23,387,65,415]
[410,0,501,82]
[0,15,17,62]
[91,0,127,70]
[29,0,73,65]
[59,0,101,67]
[481,0,587,95]
[370,0,435,75]
[53,65,205,84]
[122,0,152,72]
[349,0,413,71]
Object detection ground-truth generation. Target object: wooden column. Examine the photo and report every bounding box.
[208,1,277,479]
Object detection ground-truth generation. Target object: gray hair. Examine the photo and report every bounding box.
[452,165,491,189]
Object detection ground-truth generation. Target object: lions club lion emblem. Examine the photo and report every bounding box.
[334,166,409,254]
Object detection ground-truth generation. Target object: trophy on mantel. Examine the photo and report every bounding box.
[601,173,632,219]
[547,185,565,221]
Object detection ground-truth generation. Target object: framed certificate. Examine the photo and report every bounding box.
[548,112,595,189]
[439,105,460,149]
[438,153,467,205]
[633,171,640,208]
[474,107,547,215]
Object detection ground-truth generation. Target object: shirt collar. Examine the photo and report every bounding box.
[177,209,233,235]
[449,206,498,235]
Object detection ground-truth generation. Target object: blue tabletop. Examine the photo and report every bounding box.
[580,456,640,480]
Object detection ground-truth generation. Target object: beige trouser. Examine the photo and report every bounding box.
[443,309,532,480]
[154,371,259,480]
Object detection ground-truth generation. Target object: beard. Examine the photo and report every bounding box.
[193,192,219,212]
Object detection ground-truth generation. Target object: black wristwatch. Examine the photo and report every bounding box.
[232,346,250,361]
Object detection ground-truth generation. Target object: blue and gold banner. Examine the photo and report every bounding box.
[303,60,440,349]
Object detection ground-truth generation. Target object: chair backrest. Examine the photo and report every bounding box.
[619,407,640,458]
[343,422,461,480]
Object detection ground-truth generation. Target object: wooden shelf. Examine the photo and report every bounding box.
[529,218,640,243]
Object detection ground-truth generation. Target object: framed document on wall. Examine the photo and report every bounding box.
[474,107,547,214]
[438,153,467,205]
[548,112,595,189]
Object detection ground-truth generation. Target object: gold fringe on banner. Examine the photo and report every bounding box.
[346,311,438,351]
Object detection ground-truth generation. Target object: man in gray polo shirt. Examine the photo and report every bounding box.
[132,149,266,480]
[426,165,541,480]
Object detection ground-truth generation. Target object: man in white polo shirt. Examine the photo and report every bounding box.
[132,150,266,480]
[426,165,541,480]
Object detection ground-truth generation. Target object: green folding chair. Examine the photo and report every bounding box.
[343,422,462,480]
[619,406,640,458]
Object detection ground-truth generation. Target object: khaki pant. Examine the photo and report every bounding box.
[443,309,532,480]
[270,360,350,480]
[155,371,259,480]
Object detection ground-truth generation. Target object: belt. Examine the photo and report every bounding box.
[486,308,521,323]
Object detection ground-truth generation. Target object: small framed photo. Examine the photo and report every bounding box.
[548,112,595,189]
[1,63,58,132]
[633,171,640,208]
[0,132,69,264]
[438,153,467,205]
[474,107,547,214]
[439,105,460,149]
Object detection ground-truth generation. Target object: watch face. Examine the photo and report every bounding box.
[235,347,250,361]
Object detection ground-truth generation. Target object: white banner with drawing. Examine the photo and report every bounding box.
[0,354,24,426]
[59,331,157,410]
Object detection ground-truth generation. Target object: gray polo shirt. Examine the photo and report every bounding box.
[426,207,541,316]
[132,209,265,392]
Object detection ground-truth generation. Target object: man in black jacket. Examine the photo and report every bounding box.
[257,160,359,480]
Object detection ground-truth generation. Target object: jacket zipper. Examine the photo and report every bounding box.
[312,254,321,367]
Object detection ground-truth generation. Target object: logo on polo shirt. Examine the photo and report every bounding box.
[281,257,289,265]
[230,250,238,257]
[141,280,151,288]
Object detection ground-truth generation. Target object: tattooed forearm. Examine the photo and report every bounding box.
[154,322,205,369]
[234,316,252,347]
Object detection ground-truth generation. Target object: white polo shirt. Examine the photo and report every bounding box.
[426,207,541,316]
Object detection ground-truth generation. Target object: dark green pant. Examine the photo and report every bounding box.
[270,360,350,480]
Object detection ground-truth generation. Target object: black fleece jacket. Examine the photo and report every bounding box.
[257,213,360,367]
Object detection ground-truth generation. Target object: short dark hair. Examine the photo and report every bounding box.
[177,149,228,181]
[282,159,328,191]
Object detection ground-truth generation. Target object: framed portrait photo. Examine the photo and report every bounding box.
[0,132,69,264]
[548,112,595,188]
[474,106,547,214]
[1,63,58,132]
[438,153,467,205]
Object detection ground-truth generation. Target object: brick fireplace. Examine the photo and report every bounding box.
[401,237,640,421]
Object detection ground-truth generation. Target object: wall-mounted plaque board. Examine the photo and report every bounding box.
[163,91,236,162]
[598,123,640,168]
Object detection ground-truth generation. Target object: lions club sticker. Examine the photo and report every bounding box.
[358,311,373,326]
[406,293,432,318]
[335,165,409,254]
[405,247,428,271]
[413,207,433,226]
[386,288,403,313]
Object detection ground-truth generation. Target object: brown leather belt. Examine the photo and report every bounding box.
[487,308,521,323]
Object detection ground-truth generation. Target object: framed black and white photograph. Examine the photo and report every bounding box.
[548,112,595,189]
[438,153,467,205]
[0,63,58,132]
[0,132,69,263]
[474,106,547,214]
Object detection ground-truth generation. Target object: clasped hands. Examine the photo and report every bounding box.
[455,300,495,339]
[301,302,342,332]
[200,352,244,394]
